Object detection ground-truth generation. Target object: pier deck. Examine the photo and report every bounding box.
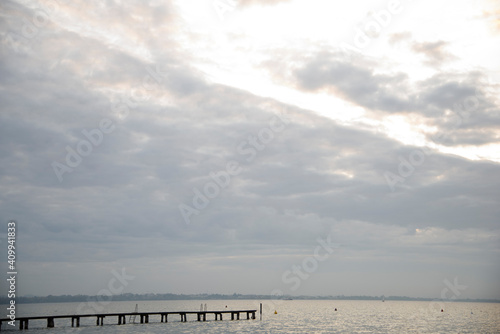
[0,309,257,330]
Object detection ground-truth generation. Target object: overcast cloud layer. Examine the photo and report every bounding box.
[0,0,499,300]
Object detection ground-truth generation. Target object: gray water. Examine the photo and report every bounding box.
[2,300,499,333]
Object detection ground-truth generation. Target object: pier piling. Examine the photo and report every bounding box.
[96,316,105,326]
[19,320,28,330]
[71,317,80,327]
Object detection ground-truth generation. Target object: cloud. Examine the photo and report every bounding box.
[262,48,500,148]
[0,0,499,299]
[417,73,500,146]
[411,40,458,67]
[388,31,413,45]
[289,52,413,113]
[481,1,500,33]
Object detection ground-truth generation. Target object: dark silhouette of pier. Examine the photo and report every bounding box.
[0,309,257,330]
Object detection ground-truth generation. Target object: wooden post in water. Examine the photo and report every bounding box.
[47,317,55,328]
[96,316,104,326]
[20,319,28,330]
[260,303,262,321]
[71,316,80,327]
[118,315,126,325]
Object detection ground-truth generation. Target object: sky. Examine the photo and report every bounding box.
[0,0,499,300]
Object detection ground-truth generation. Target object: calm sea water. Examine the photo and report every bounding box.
[2,300,499,333]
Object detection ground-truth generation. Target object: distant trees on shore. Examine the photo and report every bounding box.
[1,293,497,305]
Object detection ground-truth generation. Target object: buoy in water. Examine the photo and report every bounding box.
[274,310,277,314]
[441,309,444,312]
[334,308,337,311]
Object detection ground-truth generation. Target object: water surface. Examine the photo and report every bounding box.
[2,299,499,333]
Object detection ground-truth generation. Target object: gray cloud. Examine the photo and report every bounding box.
[293,53,413,113]
[266,49,499,148]
[0,0,498,299]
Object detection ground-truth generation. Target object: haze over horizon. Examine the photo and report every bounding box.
[1,0,499,301]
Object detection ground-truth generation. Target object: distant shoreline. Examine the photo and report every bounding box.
[2,294,499,305]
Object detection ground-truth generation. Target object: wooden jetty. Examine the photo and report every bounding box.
[0,309,257,330]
